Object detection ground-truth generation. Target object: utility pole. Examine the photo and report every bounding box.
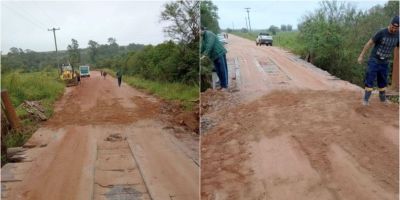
[245,8,251,32]
[1,90,20,130]
[48,27,61,74]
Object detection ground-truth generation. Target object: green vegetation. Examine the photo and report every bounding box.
[201,1,220,33]
[388,95,399,103]
[1,70,65,109]
[100,41,199,85]
[125,77,198,107]
[67,38,81,72]
[1,41,145,74]
[98,0,199,91]
[1,70,65,149]
[297,1,398,87]
[4,129,34,148]
[103,68,198,110]
[230,1,398,88]
[95,1,201,108]
[274,32,303,54]
[96,1,200,106]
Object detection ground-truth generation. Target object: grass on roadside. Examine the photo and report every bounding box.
[388,95,399,103]
[274,32,304,54]
[1,70,65,148]
[101,68,199,110]
[1,70,65,109]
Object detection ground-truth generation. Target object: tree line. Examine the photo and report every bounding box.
[297,0,398,86]
[1,39,144,74]
[226,24,294,35]
[2,0,199,86]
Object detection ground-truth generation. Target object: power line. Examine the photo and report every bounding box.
[13,2,49,28]
[2,3,47,31]
[34,3,58,27]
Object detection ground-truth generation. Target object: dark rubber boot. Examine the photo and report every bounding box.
[363,91,372,105]
[379,91,386,102]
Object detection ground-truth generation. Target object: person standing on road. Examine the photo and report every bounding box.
[116,69,123,87]
[103,71,107,79]
[76,71,81,85]
[201,26,229,91]
[358,16,399,105]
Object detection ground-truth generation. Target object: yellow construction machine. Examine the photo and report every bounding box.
[60,65,79,87]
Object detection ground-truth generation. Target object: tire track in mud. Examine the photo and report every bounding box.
[93,131,152,200]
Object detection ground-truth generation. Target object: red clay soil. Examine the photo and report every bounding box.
[202,90,398,200]
[46,74,159,127]
[3,71,199,200]
[201,34,399,200]
[160,100,200,134]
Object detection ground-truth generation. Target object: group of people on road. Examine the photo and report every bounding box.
[100,70,107,79]
[100,70,123,87]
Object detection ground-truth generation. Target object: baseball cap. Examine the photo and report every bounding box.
[391,16,399,27]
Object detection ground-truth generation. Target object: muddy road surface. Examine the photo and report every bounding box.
[201,34,399,200]
[2,71,199,200]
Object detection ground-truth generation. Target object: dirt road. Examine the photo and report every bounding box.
[2,71,199,200]
[201,34,399,199]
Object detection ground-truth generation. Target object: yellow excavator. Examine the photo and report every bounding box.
[60,65,79,86]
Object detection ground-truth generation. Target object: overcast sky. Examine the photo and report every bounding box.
[1,1,389,54]
[214,0,388,30]
[1,1,169,54]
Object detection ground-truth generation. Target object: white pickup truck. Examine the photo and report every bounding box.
[256,33,273,46]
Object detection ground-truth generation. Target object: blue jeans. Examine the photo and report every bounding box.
[213,54,228,88]
[364,58,388,89]
[223,54,229,86]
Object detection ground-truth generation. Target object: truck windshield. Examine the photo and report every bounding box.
[80,66,89,73]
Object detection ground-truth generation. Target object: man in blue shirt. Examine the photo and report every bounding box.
[358,16,399,105]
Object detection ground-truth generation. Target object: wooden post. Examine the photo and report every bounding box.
[1,90,20,129]
[391,47,399,91]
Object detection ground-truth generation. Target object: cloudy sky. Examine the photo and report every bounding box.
[214,0,387,30]
[1,0,389,54]
[1,1,169,54]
